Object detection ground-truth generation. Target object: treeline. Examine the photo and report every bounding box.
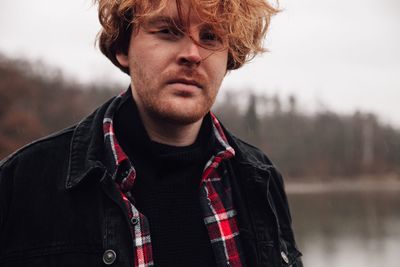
[213,92,400,179]
[1,54,399,180]
[0,54,119,159]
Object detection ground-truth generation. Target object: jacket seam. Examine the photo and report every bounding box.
[0,126,75,168]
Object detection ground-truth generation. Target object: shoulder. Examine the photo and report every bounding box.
[0,125,76,229]
[225,130,274,168]
[0,93,116,170]
[0,126,75,170]
[223,128,286,187]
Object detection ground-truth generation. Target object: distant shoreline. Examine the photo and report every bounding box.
[285,176,400,194]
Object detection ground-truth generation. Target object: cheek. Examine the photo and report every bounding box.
[129,53,156,86]
[132,53,169,85]
[210,53,228,84]
[210,66,227,89]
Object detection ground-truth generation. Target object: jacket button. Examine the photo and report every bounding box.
[131,217,139,225]
[281,251,289,264]
[103,249,116,265]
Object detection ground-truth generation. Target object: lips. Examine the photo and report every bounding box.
[167,78,204,89]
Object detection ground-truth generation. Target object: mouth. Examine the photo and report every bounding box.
[167,78,204,89]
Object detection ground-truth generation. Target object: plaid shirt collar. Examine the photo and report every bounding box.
[103,91,245,267]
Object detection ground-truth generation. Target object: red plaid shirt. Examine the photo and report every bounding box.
[103,92,245,267]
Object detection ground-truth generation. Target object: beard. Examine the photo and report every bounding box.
[141,92,214,125]
[131,66,220,126]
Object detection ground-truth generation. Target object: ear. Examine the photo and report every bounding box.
[116,52,129,68]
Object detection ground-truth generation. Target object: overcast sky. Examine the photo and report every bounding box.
[1,0,399,126]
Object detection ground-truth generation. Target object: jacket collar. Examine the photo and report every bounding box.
[65,97,114,189]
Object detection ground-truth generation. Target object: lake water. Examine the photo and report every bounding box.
[287,181,400,267]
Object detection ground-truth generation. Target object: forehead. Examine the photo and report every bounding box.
[140,0,218,27]
[143,0,202,26]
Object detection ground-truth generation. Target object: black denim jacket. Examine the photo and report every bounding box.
[0,97,302,267]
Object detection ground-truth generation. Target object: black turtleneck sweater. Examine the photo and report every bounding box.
[114,93,218,267]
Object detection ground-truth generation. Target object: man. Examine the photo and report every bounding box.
[0,0,302,266]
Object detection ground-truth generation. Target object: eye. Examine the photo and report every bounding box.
[153,25,183,39]
[159,27,174,35]
[201,31,218,42]
[199,30,224,50]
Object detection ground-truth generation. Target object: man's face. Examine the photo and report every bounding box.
[116,0,228,125]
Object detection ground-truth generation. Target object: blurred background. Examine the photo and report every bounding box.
[0,0,399,266]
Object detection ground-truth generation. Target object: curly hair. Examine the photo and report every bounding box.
[95,0,279,73]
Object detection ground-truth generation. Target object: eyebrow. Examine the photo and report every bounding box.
[144,16,183,28]
[143,15,219,35]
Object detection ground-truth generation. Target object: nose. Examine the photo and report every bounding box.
[177,36,202,67]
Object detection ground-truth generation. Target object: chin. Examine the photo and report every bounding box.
[158,110,206,125]
[150,104,208,125]
[141,95,215,126]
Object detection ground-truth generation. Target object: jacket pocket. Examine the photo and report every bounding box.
[257,240,275,266]
[0,242,103,267]
[279,238,303,267]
